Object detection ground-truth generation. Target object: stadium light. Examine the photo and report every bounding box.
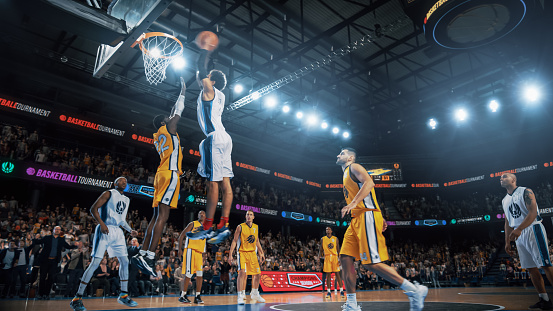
[524,85,541,103]
[151,48,161,58]
[172,57,186,69]
[321,121,328,129]
[332,127,340,134]
[428,118,437,129]
[307,115,318,125]
[233,84,244,94]
[455,109,468,121]
[296,111,303,119]
[265,97,277,108]
[282,105,290,113]
[489,100,499,112]
[342,131,350,138]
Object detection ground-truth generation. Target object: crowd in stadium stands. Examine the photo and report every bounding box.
[0,191,542,299]
[393,181,553,219]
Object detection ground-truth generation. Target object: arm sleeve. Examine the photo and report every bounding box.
[196,49,209,79]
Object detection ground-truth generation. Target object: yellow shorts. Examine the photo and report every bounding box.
[237,251,260,275]
[182,248,203,276]
[323,254,340,273]
[340,211,389,265]
[152,170,180,208]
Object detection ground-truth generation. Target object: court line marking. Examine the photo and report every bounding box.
[270,301,505,310]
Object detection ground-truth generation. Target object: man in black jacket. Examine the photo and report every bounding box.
[0,239,17,298]
[127,238,140,297]
[14,239,32,297]
[32,226,76,299]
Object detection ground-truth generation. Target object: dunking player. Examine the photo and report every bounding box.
[177,211,207,304]
[228,210,266,305]
[336,148,427,311]
[70,177,138,311]
[319,226,344,300]
[187,41,232,244]
[133,79,186,275]
[501,173,553,310]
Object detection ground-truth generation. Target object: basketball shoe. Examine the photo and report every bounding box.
[179,294,191,303]
[117,293,138,307]
[70,296,87,311]
[405,281,428,311]
[341,303,361,311]
[132,253,156,276]
[208,226,231,244]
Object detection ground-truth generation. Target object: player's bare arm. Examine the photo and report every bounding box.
[90,191,111,234]
[504,218,515,255]
[228,225,242,264]
[256,238,265,264]
[195,49,215,101]
[178,222,194,258]
[341,163,375,218]
[509,188,538,241]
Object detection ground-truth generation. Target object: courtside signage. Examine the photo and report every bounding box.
[287,273,323,289]
[59,114,125,137]
[25,166,113,189]
[259,271,338,292]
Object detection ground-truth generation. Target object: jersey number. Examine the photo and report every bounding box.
[154,134,169,155]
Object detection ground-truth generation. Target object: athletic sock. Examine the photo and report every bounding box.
[217,217,229,229]
[251,289,259,295]
[400,279,417,292]
[181,291,186,297]
[204,218,214,230]
[196,292,201,297]
[539,293,550,301]
[346,293,357,306]
[77,283,87,296]
[240,290,246,296]
[139,250,147,256]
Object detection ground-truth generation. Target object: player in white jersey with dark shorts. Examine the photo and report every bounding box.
[70,177,138,311]
[187,45,232,244]
[501,173,553,310]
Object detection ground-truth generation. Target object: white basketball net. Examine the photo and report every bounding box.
[139,34,183,85]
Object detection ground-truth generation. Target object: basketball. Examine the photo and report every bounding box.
[261,274,274,288]
[195,31,219,51]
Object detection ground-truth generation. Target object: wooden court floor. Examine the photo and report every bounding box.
[1,287,545,311]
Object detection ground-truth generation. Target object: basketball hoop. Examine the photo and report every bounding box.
[132,32,183,85]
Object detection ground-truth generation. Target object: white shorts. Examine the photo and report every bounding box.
[91,225,128,258]
[516,222,552,269]
[197,130,234,181]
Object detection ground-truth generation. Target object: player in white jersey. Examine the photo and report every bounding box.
[187,45,232,244]
[70,177,138,311]
[501,173,553,310]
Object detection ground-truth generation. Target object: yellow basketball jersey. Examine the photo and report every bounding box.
[322,235,338,256]
[184,221,206,252]
[343,164,381,218]
[153,125,183,174]
[238,222,258,252]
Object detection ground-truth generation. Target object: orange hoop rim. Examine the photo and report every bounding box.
[131,32,184,59]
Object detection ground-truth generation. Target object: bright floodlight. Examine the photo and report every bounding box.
[321,121,328,129]
[489,100,499,112]
[265,97,277,108]
[332,127,340,134]
[524,86,541,102]
[455,109,467,121]
[428,118,437,129]
[307,115,318,125]
[342,131,350,138]
[234,84,243,93]
[151,48,161,58]
[296,111,303,119]
[251,91,260,100]
[282,105,290,113]
[172,57,186,69]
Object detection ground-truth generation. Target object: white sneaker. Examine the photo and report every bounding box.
[251,293,265,303]
[237,294,245,305]
[341,303,362,311]
[405,281,428,311]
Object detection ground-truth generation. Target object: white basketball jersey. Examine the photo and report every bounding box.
[100,189,131,228]
[502,186,542,228]
[197,87,226,136]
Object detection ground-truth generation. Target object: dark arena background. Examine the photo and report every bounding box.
[0,0,553,310]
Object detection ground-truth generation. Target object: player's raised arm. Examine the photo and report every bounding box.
[166,77,186,134]
[195,48,215,101]
[90,191,111,234]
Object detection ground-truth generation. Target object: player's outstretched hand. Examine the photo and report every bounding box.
[180,77,186,96]
[131,230,138,237]
[341,202,356,218]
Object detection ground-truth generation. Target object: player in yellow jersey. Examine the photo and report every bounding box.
[336,148,428,311]
[319,226,344,299]
[228,210,265,305]
[133,78,186,277]
[177,211,207,304]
